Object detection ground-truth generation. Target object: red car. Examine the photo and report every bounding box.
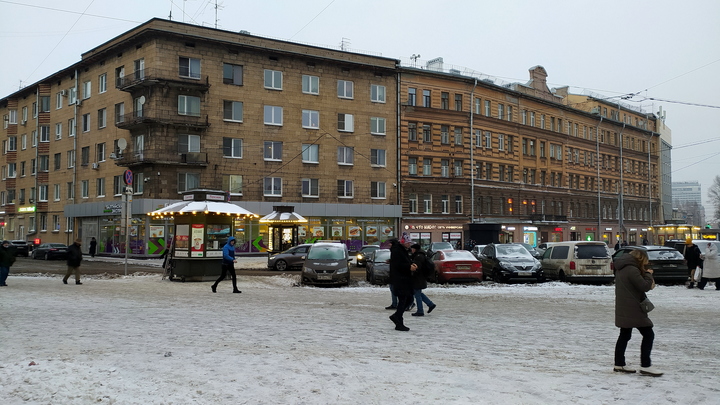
[429,250,483,283]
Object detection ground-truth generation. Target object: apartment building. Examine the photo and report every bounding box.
[399,63,662,246]
[0,19,401,256]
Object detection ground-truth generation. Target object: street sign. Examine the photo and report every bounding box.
[124,169,133,185]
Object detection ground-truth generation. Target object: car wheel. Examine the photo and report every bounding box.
[45,253,50,260]
[559,270,567,282]
[434,270,441,284]
[274,260,288,271]
[370,273,376,285]
[493,269,503,283]
[32,251,37,259]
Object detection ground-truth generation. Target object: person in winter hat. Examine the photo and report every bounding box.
[684,238,702,289]
[613,249,663,376]
[0,240,17,286]
[212,237,240,293]
[697,243,720,290]
[409,243,436,317]
[388,235,414,331]
[64,238,83,285]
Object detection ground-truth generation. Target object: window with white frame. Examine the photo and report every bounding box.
[39,214,47,231]
[422,158,432,176]
[97,143,106,162]
[408,157,417,175]
[178,134,200,153]
[38,155,49,172]
[223,100,243,121]
[440,126,449,144]
[134,134,144,156]
[134,173,144,194]
[370,149,386,167]
[337,180,353,198]
[20,161,25,176]
[98,108,106,129]
[98,73,107,93]
[441,195,449,214]
[115,103,125,124]
[454,127,462,145]
[67,150,75,168]
[441,159,449,177]
[423,194,432,213]
[179,57,201,79]
[178,95,201,116]
[302,75,319,94]
[31,130,37,147]
[82,81,91,99]
[302,178,319,197]
[96,177,105,197]
[408,193,418,213]
[222,174,242,195]
[56,93,63,109]
[484,131,492,149]
[68,87,77,105]
[337,146,354,165]
[337,80,353,99]
[52,215,60,232]
[54,184,60,201]
[370,117,386,135]
[68,118,75,137]
[454,160,463,177]
[134,58,145,80]
[302,110,319,129]
[66,216,74,232]
[263,177,282,196]
[223,137,242,158]
[498,133,505,151]
[423,125,432,142]
[507,106,513,121]
[371,181,386,199]
[422,90,431,107]
[371,84,386,103]
[301,144,319,163]
[66,181,74,199]
[178,173,200,192]
[484,100,491,116]
[408,122,417,141]
[223,63,243,85]
[53,153,60,170]
[7,136,16,152]
[264,69,282,90]
[113,175,123,195]
[263,141,282,161]
[455,196,463,214]
[338,113,354,132]
[408,88,416,106]
[263,105,283,125]
[82,114,90,132]
[7,163,16,178]
[40,125,50,142]
[55,123,62,140]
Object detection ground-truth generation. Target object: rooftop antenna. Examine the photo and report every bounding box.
[340,37,350,51]
[410,54,421,67]
[214,0,224,29]
[168,0,173,20]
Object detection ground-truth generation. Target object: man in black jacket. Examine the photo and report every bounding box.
[63,238,83,285]
[388,233,414,331]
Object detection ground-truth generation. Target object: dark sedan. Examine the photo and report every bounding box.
[32,243,69,260]
[480,243,543,283]
[612,245,688,284]
[429,249,483,283]
[365,248,391,285]
[356,245,380,267]
[10,240,30,257]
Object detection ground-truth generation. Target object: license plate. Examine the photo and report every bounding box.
[664,264,677,268]
[456,265,470,270]
[317,274,332,280]
[518,271,532,276]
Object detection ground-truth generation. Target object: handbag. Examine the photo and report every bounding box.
[639,297,655,313]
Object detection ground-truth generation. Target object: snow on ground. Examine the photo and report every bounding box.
[1,273,719,404]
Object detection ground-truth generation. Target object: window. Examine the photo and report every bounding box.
[222,174,243,194]
[484,100,491,117]
[302,178,319,197]
[178,95,201,116]
[20,161,25,176]
[115,103,125,124]
[485,163,492,181]
[178,134,200,153]
[422,158,432,176]
[56,93,63,109]
[441,92,449,109]
[371,181,386,199]
[32,102,37,118]
[423,194,432,214]
[66,216,74,232]
[38,155,48,172]
[134,173,144,195]
[530,112,536,127]
[21,134,26,150]
[53,153,60,170]
[407,122,417,141]
[454,127,462,145]
[7,136,16,151]
[408,157,417,175]
[337,113,354,132]
[134,134,144,156]
[55,123,62,140]
[337,180,353,198]
[134,97,144,118]
[481,131,490,149]
[474,98,481,114]
[337,146,354,165]
[441,159,449,177]
[409,193,418,213]
[541,114,546,129]
[454,160,463,177]
[455,94,462,111]
[223,63,243,85]
[179,57,201,79]
[82,114,90,132]
[263,141,282,161]
[53,184,60,201]
[337,80,354,99]
[407,88,416,106]
[264,69,282,90]
[440,126,449,144]
[302,110,319,129]
[52,215,60,231]
[423,125,432,142]
[507,106,513,121]
[371,84,386,103]
[301,144,319,163]
[67,150,75,168]
[223,137,242,158]
[82,81,92,99]
[81,147,89,166]
[98,108,107,129]
[455,196,463,214]
[264,177,282,196]
[441,195,449,214]
[498,133,505,151]
[98,73,107,93]
[97,143,106,162]
[134,58,145,80]
[7,163,15,178]
[31,130,37,147]
[370,117,386,135]
[540,141,546,158]
[422,90,431,107]
[263,105,283,125]
[370,149,386,167]
[178,173,200,192]
[223,101,243,121]
[113,175,123,195]
[302,75,319,94]
[96,177,105,197]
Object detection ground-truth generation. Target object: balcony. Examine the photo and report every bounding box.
[117,151,208,168]
[530,214,568,223]
[116,108,210,130]
[116,68,210,92]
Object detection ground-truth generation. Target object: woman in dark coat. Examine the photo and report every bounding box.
[89,237,97,257]
[410,244,436,316]
[613,249,662,376]
[388,235,414,331]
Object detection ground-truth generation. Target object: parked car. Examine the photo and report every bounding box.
[612,245,688,284]
[31,243,69,260]
[267,244,311,271]
[427,241,454,257]
[480,243,543,283]
[541,241,612,283]
[470,244,487,260]
[365,248,391,285]
[511,242,542,259]
[356,245,380,267]
[536,242,559,257]
[429,249,482,283]
[301,242,352,286]
[10,240,30,257]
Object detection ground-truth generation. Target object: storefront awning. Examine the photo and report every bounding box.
[259,210,307,223]
[148,201,258,217]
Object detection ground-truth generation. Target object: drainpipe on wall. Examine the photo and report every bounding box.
[72,69,78,243]
[469,78,478,223]
[618,122,626,240]
[596,116,603,242]
[396,70,402,232]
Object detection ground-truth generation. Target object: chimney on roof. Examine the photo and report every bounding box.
[527,66,548,91]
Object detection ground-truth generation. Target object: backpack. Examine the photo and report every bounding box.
[419,253,434,278]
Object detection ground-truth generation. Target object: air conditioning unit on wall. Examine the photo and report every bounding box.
[91,163,99,169]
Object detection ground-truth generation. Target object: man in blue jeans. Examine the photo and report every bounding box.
[410,244,436,316]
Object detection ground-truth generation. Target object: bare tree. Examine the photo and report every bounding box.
[709,175,720,226]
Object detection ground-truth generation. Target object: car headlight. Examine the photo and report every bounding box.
[499,261,514,271]
[357,254,363,260]
[337,266,349,274]
[303,266,316,274]
[269,255,276,261]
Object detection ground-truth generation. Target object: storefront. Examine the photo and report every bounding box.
[401,222,465,251]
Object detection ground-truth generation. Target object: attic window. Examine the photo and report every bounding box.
[269,56,278,61]
[136,44,142,49]
[341,68,350,73]
[307,62,315,68]
[185,42,196,48]
[229,49,239,55]
[117,53,123,58]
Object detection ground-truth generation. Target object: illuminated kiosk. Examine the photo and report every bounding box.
[148,190,258,281]
[259,206,308,253]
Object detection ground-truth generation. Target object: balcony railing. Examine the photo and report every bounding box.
[115,68,210,92]
[115,108,210,130]
[117,151,208,167]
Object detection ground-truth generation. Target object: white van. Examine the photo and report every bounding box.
[541,241,613,283]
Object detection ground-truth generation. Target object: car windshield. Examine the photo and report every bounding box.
[361,246,379,253]
[443,251,476,260]
[647,249,684,260]
[431,242,453,250]
[373,250,391,262]
[575,244,609,259]
[307,246,346,260]
[49,244,67,248]
[496,245,532,258]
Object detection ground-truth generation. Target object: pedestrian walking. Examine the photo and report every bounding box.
[63,238,83,285]
[697,243,720,290]
[613,249,663,376]
[388,232,414,331]
[0,240,17,286]
[89,237,97,257]
[410,243,436,317]
[211,237,240,293]
[684,238,703,289]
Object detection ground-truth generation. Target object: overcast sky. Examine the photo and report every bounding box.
[2,0,719,206]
